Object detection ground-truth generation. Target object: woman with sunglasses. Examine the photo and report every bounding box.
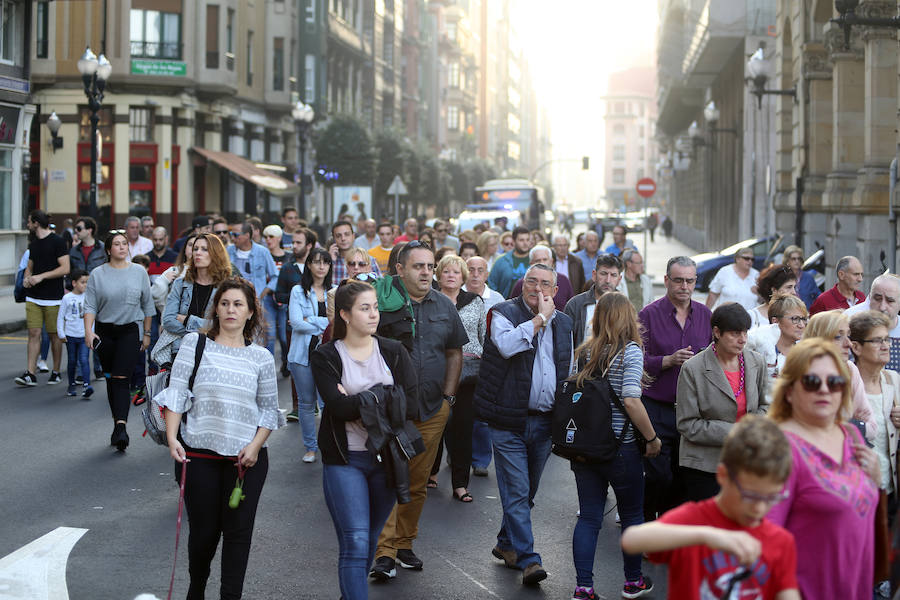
[676,302,769,501]
[288,247,333,464]
[850,311,900,497]
[311,280,417,600]
[705,247,760,314]
[162,234,233,359]
[767,337,880,600]
[152,233,197,314]
[328,247,375,322]
[747,294,808,380]
[84,230,155,450]
[803,310,877,442]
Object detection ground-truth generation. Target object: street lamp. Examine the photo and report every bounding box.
[292,100,315,219]
[46,111,63,152]
[77,47,111,219]
[831,0,900,50]
[746,47,795,109]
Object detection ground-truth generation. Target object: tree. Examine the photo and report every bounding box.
[446,161,469,207]
[374,129,408,218]
[313,115,377,185]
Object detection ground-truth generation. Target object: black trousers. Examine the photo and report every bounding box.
[431,382,476,489]
[95,321,141,422]
[641,397,682,521]
[177,447,269,600]
[681,467,720,502]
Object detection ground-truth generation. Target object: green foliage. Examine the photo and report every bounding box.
[446,161,469,206]
[374,129,409,215]
[313,115,377,185]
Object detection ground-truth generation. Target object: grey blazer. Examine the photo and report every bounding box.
[675,345,769,473]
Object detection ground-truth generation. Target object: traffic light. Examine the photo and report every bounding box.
[582,156,590,170]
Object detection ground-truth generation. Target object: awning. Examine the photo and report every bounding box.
[190,147,299,197]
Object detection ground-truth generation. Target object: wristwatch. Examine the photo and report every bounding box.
[443,393,456,406]
[537,313,547,326]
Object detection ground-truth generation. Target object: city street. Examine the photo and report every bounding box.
[0,331,670,600]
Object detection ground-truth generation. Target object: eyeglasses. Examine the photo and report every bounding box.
[775,315,808,325]
[406,240,427,250]
[109,229,126,235]
[738,255,754,262]
[728,470,789,506]
[214,230,229,235]
[347,261,369,268]
[435,228,448,233]
[859,336,892,347]
[668,277,696,286]
[230,232,241,237]
[524,277,554,290]
[75,226,84,232]
[799,373,846,393]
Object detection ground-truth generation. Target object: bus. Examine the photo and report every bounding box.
[471,179,547,232]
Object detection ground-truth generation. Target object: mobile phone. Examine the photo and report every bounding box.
[91,337,101,350]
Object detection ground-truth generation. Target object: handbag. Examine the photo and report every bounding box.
[459,352,481,386]
[142,334,207,446]
[151,327,182,368]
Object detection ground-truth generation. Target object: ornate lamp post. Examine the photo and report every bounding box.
[292,101,315,219]
[746,47,796,110]
[77,47,111,218]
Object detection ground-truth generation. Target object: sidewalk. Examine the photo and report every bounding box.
[631,233,700,299]
[0,287,25,334]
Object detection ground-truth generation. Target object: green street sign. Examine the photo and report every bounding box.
[130,59,187,77]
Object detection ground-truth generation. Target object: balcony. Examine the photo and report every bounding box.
[130,41,183,61]
[681,0,745,89]
[328,13,366,55]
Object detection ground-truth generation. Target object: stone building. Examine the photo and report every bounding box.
[773,0,898,284]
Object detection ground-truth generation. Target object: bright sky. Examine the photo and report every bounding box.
[517,0,659,207]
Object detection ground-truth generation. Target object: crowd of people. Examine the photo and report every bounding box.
[15,206,900,599]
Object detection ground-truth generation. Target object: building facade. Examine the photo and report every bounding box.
[774,0,898,286]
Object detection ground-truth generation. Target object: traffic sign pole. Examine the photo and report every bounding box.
[635,178,657,268]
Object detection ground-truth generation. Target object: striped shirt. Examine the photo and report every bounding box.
[161,332,285,456]
[605,342,644,443]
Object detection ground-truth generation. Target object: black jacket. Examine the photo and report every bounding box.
[311,335,419,466]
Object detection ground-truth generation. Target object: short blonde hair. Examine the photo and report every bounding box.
[344,247,370,265]
[782,245,803,264]
[769,337,852,423]
[768,294,808,320]
[262,224,283,239]
[803,310,848,341]
[436,254,468,285]
[477,231,499,257]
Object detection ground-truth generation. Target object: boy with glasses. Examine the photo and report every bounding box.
[622,415,800,600]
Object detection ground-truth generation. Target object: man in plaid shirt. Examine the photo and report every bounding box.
[329,220,381,283]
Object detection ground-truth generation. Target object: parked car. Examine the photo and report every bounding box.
[692,235,785,292]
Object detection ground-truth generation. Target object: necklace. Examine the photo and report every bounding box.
[713,342,745,396]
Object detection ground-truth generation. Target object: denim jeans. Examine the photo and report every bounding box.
[40,326,49,361]
[263,295,287,362]
[323,451,397,600]
[571,441,645,586]
[490,413,553,569]
[471,420,493,469]
[288,361,319,452]
[65,337,91,386]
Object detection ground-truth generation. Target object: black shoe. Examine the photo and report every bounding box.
[47,371,62,385]
[397,548,423,571]
[369,556,396,580]
[75,375,84,384]
[111,423,129,451]
[15,372,37,387]
[281,365,290,378]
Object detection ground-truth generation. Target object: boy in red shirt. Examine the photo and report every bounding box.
[621,415,801,600]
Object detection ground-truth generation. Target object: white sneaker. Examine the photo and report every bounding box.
[36,360,49,373]
[302,451,316,463]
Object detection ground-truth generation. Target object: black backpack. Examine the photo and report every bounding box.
[551,371,633,464]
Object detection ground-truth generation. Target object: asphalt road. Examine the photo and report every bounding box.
[0,333,669,600]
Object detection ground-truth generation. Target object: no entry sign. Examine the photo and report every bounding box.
[636,178,656,199]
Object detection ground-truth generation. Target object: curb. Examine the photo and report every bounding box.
[0,319,25,335]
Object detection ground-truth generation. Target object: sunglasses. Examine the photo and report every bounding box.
[799,373,846,393]
[230,232,241,237]
[738,255,754,262]
[75,226,84,232]
[214,230,229,235]
[353,272,380,282]
[347,261,370,268]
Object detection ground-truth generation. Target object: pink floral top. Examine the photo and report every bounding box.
[767,425,878,600]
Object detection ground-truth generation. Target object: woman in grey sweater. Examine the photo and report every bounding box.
[84,231,155,451]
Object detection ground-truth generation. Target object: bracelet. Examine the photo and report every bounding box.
[143,332,151,337]
[647,435,659,444]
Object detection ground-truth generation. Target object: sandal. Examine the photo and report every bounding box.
[427,478,438,489]
[453,489,474,503]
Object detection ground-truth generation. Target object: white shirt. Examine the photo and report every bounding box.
[709,265,760,314]
[128,236,153,259]
[463,284,504,311]
[555,257,568,279]
[584,302,596,342]
[846,300,900,371]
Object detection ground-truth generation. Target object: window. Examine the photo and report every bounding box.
[130,9,182,59]
[305,54,315,103]
[305,0,316,23]
[246,30,253,86]
[35,1,49,59]
[447,105,459,130]
[289,40,296,90]
[79,107,114,142]
[507,113,520,135]
[507,140,520,161]
[639,125,645,137]
[205,5,219,68]
[448,62,459,88]
[0,0,21,64]
[273,37,284,91]
[225,8,235,70]
[614,102,624,114]
[0,149,11,228]
[638,146,645,160]
[613,168,625,184]
[612,145,625,161]
[613,124,625,136]
[446,22,456,43]
[636,168,644,180]
[129,107,154,142]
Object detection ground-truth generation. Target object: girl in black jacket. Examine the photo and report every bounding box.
[311,280,417,599]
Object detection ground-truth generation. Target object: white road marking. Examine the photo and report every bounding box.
[0,527,88,600]
[433,551,501,598]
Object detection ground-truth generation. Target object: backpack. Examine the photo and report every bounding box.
[551,371,633,464]
[142,334,207,446]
